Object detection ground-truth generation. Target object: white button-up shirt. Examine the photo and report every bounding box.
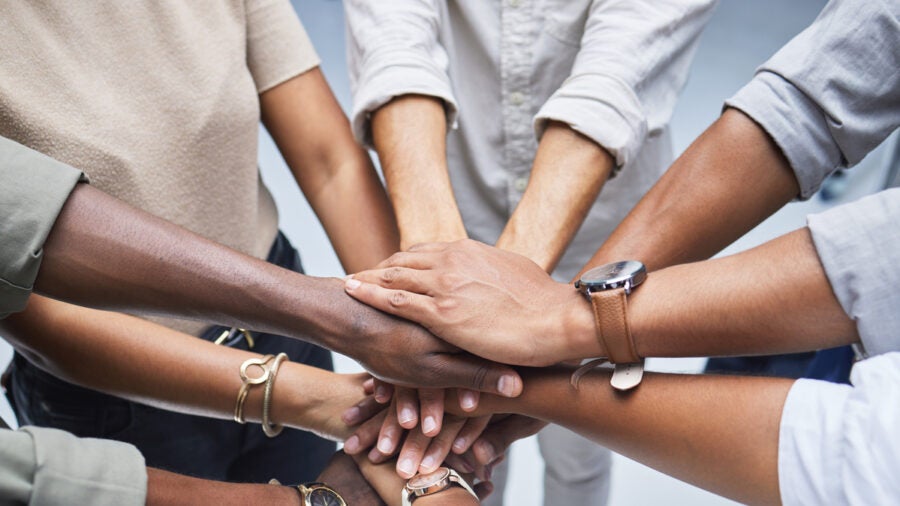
[345,0,717,280]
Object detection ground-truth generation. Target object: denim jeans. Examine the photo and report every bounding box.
[7,231,335,483]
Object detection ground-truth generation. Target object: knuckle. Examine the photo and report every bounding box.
[389,290,409,308]
[381,267,403,284]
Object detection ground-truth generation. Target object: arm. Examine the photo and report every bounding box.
[495,122,614,271]
[147,468,301,506]
[31,183,522,396]
[0,295,375,441]
[345,226,858,365]
[344,0,465,249]
[371,95,466,249]
[261,69,399,272]
[499,0,716,271]
[465,366,791,505]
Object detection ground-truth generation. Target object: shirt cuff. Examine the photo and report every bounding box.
[807,189,900,357]
[22,426,147,506]
[0,138,86,319]
[778,378,852,506]
[351,53,459,148]
[534,73,647,172]
[725,72,843,199]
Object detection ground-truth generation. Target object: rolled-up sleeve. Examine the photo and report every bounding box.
[0,427,146,506]
[726,0,900,199]
[344,0,457,147]
[534,0,717,169]
[779,353,900,505]
[0,137,85,319]
[246,0,320,93]
[807,189,900,357]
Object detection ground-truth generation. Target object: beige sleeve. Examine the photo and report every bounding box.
[246,0,321,93]
[0,427,146,506]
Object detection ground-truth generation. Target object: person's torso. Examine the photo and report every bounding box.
[440,0,673,280]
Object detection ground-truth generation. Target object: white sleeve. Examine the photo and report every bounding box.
[534,0,717,169]
[779,353,900,505]
[343,0,457,147]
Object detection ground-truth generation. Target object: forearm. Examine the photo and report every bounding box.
[372,95,466,248]
[580,108,799,275]
[564,227,859,360]
[479,367,791,505]
[34,182,368,353]
[1,295,365,441]
[146,468,299,506]
[496,121,614,272]
[262,69,400,272]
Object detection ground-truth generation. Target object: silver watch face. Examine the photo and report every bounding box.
[576,260,647,292]
[408,468,451,490]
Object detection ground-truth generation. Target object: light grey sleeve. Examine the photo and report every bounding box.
[725,0,900,199]
[0,137,85,319]
[0,427,146,506]
[807,189,900,357]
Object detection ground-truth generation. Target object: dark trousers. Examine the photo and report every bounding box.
[706,346,854,384]
[7,232,335,483]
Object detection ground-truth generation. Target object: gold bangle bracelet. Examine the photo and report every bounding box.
[262,352,289,437]
[234,354,275,424]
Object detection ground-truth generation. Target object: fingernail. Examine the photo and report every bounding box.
[342,406,360,425]
[377,436,393,454]
[345,278,361,290]
[423,416,437,434]
[452,437,467,453]
[344,435,360,454]
[398,457,416,477]
[399,407,417,426]
[460,391,477,411]
[420,455,436,471]
[375,384,389,402]
[457,460,474,473]
[368,447,382,462]
[498,374,518,397]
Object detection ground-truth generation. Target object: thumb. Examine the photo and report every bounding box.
[423,353,523,398]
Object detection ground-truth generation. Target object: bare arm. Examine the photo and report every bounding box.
[261,69,399,272]
[29,183,522,396]
[372,95,467,249]
[146,468,300,506]
[496,122,614,272]
[345,227,857,365]
[467,367,791,505]
[579,108,799,274]
[1,295,375,441]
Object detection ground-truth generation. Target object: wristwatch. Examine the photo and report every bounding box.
[402,467,478,505]
[575,260,647,391]
[295,482,347,506]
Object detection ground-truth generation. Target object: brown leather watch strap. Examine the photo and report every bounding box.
[589,288,640,364]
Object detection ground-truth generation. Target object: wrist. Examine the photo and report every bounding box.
[413,487,479,506]
[559,284,604,361]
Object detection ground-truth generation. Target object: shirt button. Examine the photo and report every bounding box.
[509,92,525,106]
[513,177,529,192]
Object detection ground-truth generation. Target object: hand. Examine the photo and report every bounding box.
[445,415,548,481]
[315,451,386,506]
[334,286,524,398]
[306,372,386,441]
[345,240,596,366]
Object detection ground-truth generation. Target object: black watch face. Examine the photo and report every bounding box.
[308,487,344,506]
[579,260,647,289]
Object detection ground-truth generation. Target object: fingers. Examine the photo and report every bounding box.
[343,409,387,455]
[345,275,436,323]
[374,248,445,270]
[457,388,480,412]
[415,416,468,474]
[341,395,386,427]
[418,388,446,436]
[373,379,393,404]
[395,387,419,429]
[421,353,523,397]
[472,415,548,467]
[473,480,494,501]
[369,404,405,463]
[451,415,492,455]
[394,426,433,478]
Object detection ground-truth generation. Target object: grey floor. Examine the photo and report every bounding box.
[2,0,896,504]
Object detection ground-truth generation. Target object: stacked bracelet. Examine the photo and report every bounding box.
[262,352,289,438]
[234,354,275,424]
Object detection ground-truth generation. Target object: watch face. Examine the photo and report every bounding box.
[408,468,451,490]
[578,260,647,291]
[308,487,345,506]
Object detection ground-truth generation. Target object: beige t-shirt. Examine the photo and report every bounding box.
[0,0,319,334]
